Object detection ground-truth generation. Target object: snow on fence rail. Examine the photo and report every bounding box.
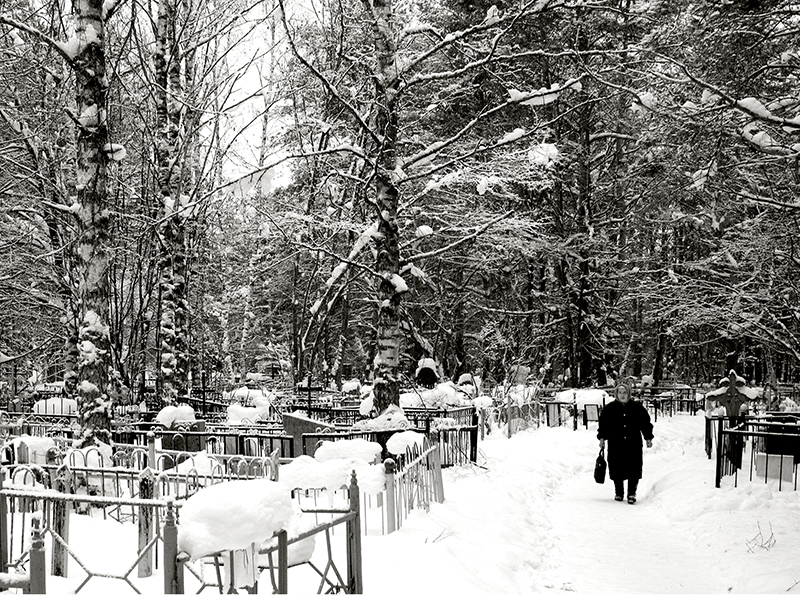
[715,418,800,491]
[0,468,365,594]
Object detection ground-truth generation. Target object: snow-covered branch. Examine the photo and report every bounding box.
[0,14,77,66]
[276,0,380,147]
[402,211,512,265]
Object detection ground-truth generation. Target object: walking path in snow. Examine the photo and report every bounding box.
[545,452,732,594]
[362,414,800,595]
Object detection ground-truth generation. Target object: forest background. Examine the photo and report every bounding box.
[0,0,799,442]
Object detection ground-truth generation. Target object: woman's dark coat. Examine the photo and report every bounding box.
[597,400,654,481]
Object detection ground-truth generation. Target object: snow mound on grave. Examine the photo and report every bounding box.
[178,479,293,560]
[353,404,410,430]
[314,439,381,463]
[155,404,196,427]
[555,388,610,409]
[279,455,385,494]
[386,431,426,455]
[341,379,361,394]
[226,404,271,424]
[32,397,78,415]
[65,441,113,468]
[164,451,223,476]
[8,435,56,464]
[399,382,465,408]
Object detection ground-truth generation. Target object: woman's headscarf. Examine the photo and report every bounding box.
[614,381,632,401]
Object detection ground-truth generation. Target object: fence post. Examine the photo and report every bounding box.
[162,500,184,594]
[470,411,479,463]
[277,529,288,594]
[432,445,445,503]
[346,472,363,594]
[28,514,46,594]
[0,470,7,591]
[147,432,156,469]
[383,459,396,534]
[269,449,280,482]
[138,468,154,577]
[715,417,724,488]
[51,470,70,577]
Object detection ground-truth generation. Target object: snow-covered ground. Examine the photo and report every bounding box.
[362,412,800,595]
[12,410,800,595]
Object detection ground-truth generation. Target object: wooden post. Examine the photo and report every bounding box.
[383,459,396,534]
[162,500,183,594]
[506,393,513,438]
[28,514,46,594]
[138,469,154,577]
[346,472,363,594]
[277,529,288,594]
[51,471,70,577]
[469,410,478,463]
[432,445,445,503]
[715,416,724,488]
[147,432,156,470]
[0,470,8,591]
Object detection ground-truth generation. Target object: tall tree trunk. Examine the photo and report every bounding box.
[363,0,404,414]
[155,0,189,404]
[74,0,112,446]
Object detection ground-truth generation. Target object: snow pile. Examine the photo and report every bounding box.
[399,383,465,408]
[386,431,426,455]
[164,451,223,476]
[554,388,610,409]
[341,379,361,394]
[352,404,410,431]
[279,455,385,494]
[7,435,56,464]
[226,404,271,424]
[65,441,113,468]
[178,479,294,560]
[314,439,381,463]
[155,404,196,427]
[32,397,78,415]
[473,395,494,409]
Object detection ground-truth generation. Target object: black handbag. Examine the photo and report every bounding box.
[594,448,607,484]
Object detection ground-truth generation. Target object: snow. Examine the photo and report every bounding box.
[390,273,408,293]
[154,404,197,427]
[102,143,127,161]
[278,455,386,494]
[178,479,294,560]
[31,397,78,415]
[352,404,411,430]
[528,142,559,165]
[386,431,426,455]
[359,413,800,594]
[6,435,55,465]
[10,411,800,594]
[499,128,526,144]
[164,451,222,476]
[737,97,773,118]
[313,439,382,463]
[341,379,360,393]
[554,388,610,409]
[224,404,263,424]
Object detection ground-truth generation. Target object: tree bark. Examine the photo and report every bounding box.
[74,0,113,446]
[155,0,189,404]
[363,0,404,414]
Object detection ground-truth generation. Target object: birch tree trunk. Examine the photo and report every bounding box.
[155,0,189,405]
[362,0,404,414]
[74,0,112,446]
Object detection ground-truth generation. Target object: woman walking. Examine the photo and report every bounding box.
[598,383,654,504]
